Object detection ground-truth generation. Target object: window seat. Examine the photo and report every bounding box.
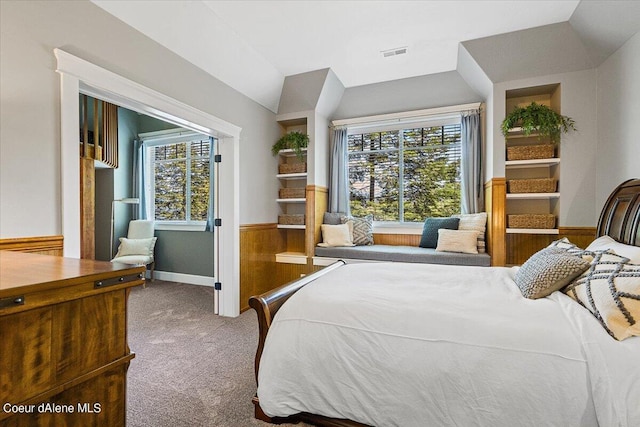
[314,244,491,267]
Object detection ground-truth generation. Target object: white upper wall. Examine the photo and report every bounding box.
[570,0,640,66]
[332,71,481,120]
[277,69,331,115]
[595,31,640,214]
[462,22,594,84]
[92,0,284,113]
[0,0,280,238]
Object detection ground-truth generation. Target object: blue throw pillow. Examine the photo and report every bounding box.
[419,217,460,248]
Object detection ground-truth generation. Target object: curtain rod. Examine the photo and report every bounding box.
[331,102,482,128]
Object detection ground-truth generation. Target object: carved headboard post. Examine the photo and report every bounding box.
[596,179,640,247]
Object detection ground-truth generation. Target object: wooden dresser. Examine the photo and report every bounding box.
[0,251,145,427]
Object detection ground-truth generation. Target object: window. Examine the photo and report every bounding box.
[145,132,214,228]
[348,122,461,222]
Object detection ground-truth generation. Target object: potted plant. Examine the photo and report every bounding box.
[271,131,309,159]
[501,102,576,143]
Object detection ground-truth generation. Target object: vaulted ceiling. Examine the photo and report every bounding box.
[92,1,640,113]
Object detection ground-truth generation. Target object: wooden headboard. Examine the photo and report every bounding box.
[597,179,640,247]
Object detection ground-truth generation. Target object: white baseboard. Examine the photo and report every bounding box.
[152,270,215,287]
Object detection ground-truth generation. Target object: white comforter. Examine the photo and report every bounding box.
[257,262,640,427]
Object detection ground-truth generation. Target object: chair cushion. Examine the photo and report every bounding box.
[315,245,491,266]
[111,255,153,265]
[114,237,157,257]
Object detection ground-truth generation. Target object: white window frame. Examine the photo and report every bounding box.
[347,116,462,225]
[141,129,213,231]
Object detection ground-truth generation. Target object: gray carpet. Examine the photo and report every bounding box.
[127,280,304,427]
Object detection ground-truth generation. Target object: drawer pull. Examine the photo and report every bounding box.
[0,295,25,309]
[94,273,143,289]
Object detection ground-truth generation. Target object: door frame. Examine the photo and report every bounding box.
[55,49,241,317]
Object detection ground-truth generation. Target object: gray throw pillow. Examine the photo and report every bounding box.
[323,212,345,225]
[547,237,586,257]
[419,217,459,248]
[515,247,590,299]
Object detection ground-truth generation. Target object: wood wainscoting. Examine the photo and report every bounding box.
[240,224,286,312]
[485,178,506,266]
[373,233,421,246]
[306,186,328,260]
[485,177,598,266]
[506,227,597,266]
[0,235,64,256]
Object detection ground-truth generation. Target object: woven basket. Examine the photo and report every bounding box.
[278,162,307,174]
[278,214,305,225]
[508,178,557,193]
[279,188,305,199]
[508,214,556,229]
[506,144,554,161]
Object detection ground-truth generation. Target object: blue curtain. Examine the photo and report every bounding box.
[460,111,484,214]
[205,136,216,232]
[132,140,148,219]
[329,128,350,214]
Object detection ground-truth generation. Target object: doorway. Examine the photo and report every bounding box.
[55,49,240,317]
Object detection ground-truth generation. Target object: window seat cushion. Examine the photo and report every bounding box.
[314,244,491,267]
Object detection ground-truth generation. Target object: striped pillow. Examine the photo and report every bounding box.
[454,213,487,253]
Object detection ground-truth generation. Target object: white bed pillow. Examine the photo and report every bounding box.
[435,229,479,254]
[317,222,355,247]
[564,250,640,340]
[115,237,157,257]
[586,235,640,263]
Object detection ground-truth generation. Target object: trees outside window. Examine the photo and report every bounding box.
[348,124,461,222]
[149,138,211,224]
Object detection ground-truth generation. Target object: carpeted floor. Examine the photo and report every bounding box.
[127,280,305,427]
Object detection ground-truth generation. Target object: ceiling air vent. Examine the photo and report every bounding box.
[382,47,408,58]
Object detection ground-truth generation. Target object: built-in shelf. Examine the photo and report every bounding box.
[276,251,307,264]
[277,172,308,180]
[276,198,306,203]
[505,127,544,139]
[277,224,305,230]
[505,158,560,169]
[506,192,560,200]
[278,148,307,157]
[506,228,560,235]
[503,84,563,265]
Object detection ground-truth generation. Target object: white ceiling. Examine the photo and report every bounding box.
[204,0,579,86]
[94,0,581,112]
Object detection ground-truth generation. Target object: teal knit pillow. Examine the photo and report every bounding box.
[419,217,459,248]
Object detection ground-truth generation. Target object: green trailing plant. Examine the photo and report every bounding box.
[271,131,309,159]
[501,102,576,143]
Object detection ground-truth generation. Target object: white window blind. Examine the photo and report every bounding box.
[348,122,462,222]
[141,129,213,227]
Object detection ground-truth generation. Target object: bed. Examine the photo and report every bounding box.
[249,179,640,427]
